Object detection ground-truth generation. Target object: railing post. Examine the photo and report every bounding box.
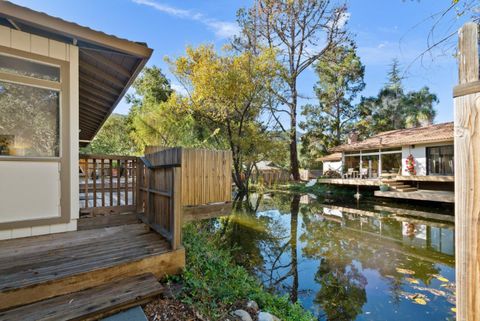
[135,158,143,215]
[454,22,480,321]
[171,166,182,250]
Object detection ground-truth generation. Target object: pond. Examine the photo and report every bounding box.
[204,191,456,321]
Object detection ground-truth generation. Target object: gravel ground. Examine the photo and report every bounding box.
[143,298,202,321]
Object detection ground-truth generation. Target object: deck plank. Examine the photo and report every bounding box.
[0,224,184,311]
[0,273,163,321]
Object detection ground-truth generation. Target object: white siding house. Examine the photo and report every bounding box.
[0,1,152,239]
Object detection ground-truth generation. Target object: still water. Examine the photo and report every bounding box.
[207,192,455,321]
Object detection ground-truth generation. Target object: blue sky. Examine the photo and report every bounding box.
[12,0,469,125]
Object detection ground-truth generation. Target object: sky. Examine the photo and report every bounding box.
[11,0,470,125]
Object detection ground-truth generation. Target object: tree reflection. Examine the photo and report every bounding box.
[314,258,367,321]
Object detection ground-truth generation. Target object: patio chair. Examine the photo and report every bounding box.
[359,168,369,179]
[343,168,354,179]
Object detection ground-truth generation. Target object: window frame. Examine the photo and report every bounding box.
[0,46,67,161]
[0,44,72,229]
[426,145,454,176]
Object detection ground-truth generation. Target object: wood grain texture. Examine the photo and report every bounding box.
[0,273,163,321]
[0,224,184,311]
[454,22,480,321]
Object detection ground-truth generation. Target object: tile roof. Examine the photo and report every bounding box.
[331,122,454,152]
[317,153,342,162]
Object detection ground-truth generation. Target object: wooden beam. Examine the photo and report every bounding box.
[79,103,108,117]
[80,89,113,107]
[79,81,117,101]
[79,120,102,131]
[80,96,110,112]
[79,72,121,97]
[454,22,480,321]
[80,49,132,78]
[80,61,125,88]
[79,108,106,121]
[454,80,480,97]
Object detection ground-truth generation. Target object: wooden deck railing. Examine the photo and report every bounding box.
[79,154,137,216]
[80,147,232,250]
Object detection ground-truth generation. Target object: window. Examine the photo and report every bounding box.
[381,153,401,175]
[427,145,454,175]
[0,54,61,158]
[0,54,60,81]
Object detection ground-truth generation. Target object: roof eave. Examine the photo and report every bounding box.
[0,1,153,58]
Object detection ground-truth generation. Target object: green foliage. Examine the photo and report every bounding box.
[168,45,285,192]
[80,114,136,155]
[235,0,350,180]
[181,224,315,321]
[300,45,365,165]
[355,60,438,139]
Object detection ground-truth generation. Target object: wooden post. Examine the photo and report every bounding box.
[171,166,182,250]
[454,22,480,321]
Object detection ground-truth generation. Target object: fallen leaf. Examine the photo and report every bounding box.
[436,276,449,282]
[414,298,427,305]
[396,268,415,275]
[451,307,457,313]
[406,277,419,284]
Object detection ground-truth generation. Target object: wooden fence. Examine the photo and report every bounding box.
[79,154,137,216]
[453,22,480,321]
[79,148,233,249]
[136,147,233,250]
[144,147,233,206]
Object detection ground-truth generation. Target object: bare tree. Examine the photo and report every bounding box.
[236,0,349,180]
[403,0,479,72]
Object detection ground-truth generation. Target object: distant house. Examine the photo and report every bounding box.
[318,152,342,174]
[331,122,454,179]
[318,122,454,203]
[252,161,290,185]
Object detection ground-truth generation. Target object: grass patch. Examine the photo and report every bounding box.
[179,224,315,321]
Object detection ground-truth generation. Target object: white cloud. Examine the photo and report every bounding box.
[132,0,240,39]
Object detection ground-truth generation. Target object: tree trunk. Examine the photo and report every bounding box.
[290,91,300,180]
[289,194,300,303]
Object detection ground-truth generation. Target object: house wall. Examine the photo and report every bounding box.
[0,26,79,240]
[401,142,454,176]
[402,145,427,176]
[323,160,343,174]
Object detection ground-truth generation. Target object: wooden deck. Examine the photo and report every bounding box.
[317,178,382,186]
[0,223,185,314]
[374,189,455,203]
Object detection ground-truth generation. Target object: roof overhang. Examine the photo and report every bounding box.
[0,1,153,146]
[332,139,454,153]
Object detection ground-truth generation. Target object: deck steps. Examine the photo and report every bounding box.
[0,273,163,321]
[0,224,185,311]
[382,180,418,193]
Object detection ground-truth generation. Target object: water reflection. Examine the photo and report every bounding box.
[207,192,456,321]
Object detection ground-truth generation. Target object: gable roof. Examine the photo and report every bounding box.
[331,122,454,152]
[0,1,153,145]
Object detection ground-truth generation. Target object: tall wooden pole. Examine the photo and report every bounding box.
[453,22,480,321]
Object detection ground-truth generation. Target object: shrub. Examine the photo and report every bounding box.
[181,224,315,321]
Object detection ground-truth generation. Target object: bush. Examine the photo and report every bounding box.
[181,224,315,321]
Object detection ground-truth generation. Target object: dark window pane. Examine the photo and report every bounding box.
[427,145,454,175]
[381,153,401,175]
[0,81,59,157]
[0,54,60,81]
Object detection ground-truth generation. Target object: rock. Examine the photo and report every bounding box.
[258,311,281,321]
[246,300,259,312]
[231,309,253,321]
